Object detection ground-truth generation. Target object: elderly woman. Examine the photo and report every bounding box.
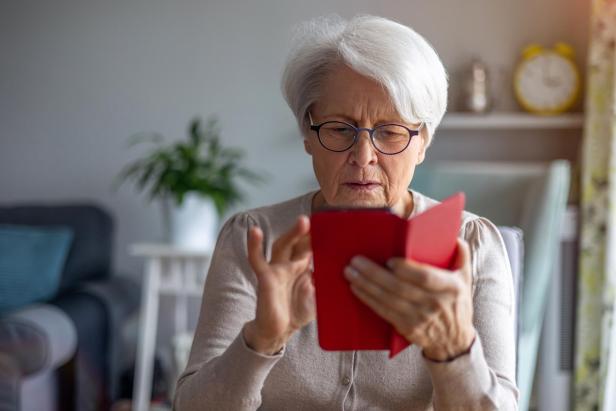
[174,15,518,410]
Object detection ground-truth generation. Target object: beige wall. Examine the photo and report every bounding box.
[0,0,589,275]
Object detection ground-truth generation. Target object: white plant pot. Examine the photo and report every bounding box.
[162,193,219,251]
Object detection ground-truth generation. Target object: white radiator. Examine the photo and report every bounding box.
[536,206,578,411]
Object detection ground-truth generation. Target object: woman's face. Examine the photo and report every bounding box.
[305,64,428,217]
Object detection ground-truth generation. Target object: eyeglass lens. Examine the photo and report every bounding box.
[317,121,414,154]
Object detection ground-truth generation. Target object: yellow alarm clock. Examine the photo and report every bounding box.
[513,43,581,115]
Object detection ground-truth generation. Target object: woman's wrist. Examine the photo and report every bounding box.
[422,328,477,362]
[242,321,287,355]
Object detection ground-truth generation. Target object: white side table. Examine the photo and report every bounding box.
[130,243,211,411]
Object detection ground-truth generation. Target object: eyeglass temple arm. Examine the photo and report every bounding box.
[307,112,321,131]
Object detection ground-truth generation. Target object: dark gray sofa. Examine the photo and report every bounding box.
[0,204,140,411]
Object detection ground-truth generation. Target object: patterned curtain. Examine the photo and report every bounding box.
[575,0,616,410]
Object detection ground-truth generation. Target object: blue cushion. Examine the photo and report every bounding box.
[0,225,73,313]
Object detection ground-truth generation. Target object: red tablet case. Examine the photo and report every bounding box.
[310,192,465,358]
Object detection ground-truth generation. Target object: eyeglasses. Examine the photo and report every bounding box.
[308,112,423,155]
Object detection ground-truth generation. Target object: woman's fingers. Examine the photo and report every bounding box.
[291,234,312,261]
[345,252,475,356]
[344,259,430,321]
[248,222,312,284]
[292,272,316,323]
[246,219,315,352]
[385,239,472,293]
[247,226,269,278]
[271,215,311,263]
[349,282,419,331]
[345,256,432,305]
[386,258,459,293]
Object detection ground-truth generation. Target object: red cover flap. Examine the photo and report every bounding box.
[310,192,465,358]
[389,192,465,357]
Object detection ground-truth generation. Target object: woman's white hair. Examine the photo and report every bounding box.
[281,15,448,143]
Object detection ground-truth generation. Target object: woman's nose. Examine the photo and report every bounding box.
[349,130,378,167]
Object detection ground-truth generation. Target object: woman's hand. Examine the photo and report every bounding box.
[243,215,315,355]
[344,238,476,361]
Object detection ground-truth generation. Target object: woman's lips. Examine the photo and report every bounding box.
[343,181,381,191]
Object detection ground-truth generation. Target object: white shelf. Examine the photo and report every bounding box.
[130,243,212,259]
[440,112,584,130]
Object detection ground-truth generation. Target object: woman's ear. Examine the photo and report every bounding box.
[303,137,313,156]
[416,130,429,164]
[303,110,315,156]
[417,145,426,164]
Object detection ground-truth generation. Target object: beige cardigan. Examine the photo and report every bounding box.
[174,191,519,410]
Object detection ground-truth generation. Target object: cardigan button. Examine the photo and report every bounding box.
[342,376,351,386]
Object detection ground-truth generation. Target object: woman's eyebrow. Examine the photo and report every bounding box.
[319,113,357,123]
[319,112,420,127]
[319,113,398,124]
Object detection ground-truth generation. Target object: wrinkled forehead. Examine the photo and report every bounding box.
[311,64,404,123]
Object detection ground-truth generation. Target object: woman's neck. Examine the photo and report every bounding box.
[311,190,414,219]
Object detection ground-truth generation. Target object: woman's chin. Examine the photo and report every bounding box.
[336,188,387,208]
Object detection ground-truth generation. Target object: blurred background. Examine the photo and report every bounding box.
[2,1,612,411]
[0,0,589,276]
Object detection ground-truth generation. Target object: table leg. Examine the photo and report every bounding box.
[172,260,187,337]
[133,258,161,411]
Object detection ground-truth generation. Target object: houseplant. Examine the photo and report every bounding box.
[117,116,262,250]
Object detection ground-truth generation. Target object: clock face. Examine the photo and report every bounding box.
[515,52,579,113]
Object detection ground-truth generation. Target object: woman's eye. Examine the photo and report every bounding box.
[383,131,404,138]
[376,125,409,140]
[324,125,354,136]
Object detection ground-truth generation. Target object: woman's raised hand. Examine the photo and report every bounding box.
[243,215,315,355]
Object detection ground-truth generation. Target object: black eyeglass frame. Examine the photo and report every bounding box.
[307,112,424,155]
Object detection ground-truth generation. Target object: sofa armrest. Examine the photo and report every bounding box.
[1,304,77,375]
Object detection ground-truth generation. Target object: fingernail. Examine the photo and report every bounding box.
[351,256,367,268]
[344,265,359,280]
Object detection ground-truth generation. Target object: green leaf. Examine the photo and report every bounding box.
[115,114,268,213]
